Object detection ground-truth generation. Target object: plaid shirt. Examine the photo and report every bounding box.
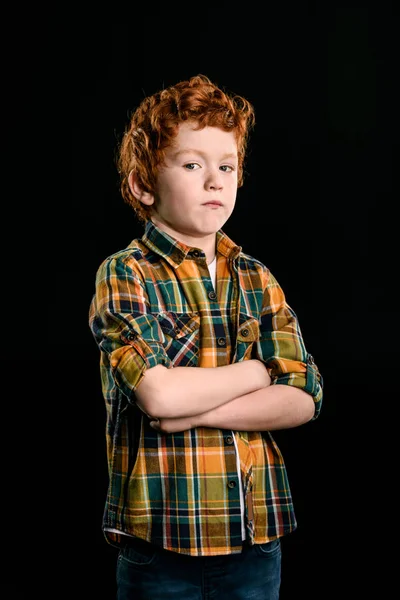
[89,221,323,556]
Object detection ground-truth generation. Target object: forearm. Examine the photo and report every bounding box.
[151,384,315,433]
[135,360,271,419]
[198,384,315,430]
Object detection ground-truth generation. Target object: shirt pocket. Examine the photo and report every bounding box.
[156,312,200,367]
[234,313,260,362]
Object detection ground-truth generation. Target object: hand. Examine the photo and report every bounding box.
[149,415,197,434]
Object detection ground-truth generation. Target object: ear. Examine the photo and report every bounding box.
[128,170,155,206]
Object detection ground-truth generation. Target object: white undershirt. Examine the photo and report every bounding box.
[208,256,246,540]
[207,256,217,288]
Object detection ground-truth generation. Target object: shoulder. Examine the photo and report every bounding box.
[237,252,286,295]
[95,239,147,279]
[237,251,273,283]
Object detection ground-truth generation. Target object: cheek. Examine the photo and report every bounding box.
[156,193,188,218]
[227,181,238,201]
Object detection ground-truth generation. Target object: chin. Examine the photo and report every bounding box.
[196,222,225,235]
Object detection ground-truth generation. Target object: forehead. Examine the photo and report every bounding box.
[169,122,238,155]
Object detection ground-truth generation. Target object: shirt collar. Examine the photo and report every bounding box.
[141,220,242,268]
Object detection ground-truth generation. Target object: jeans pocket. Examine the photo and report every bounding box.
[119,537,159,567]
[254,538,281,557]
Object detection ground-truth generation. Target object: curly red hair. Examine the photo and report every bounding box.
[117,74,256,224]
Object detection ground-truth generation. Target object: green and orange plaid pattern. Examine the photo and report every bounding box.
[89,221,323,556]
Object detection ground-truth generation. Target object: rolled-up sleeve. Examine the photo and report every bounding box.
[89,255,172,401]
[255,270,323,420]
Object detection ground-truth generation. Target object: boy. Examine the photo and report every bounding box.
[89,74,323,599]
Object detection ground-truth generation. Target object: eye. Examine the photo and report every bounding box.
[184,162,200,170]
[220,165,235,172]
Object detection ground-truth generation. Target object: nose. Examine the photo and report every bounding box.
[205,167,223,191]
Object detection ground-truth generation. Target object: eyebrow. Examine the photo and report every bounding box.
[171,148,238,160]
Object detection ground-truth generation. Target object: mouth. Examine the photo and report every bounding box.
[203,201,223,208]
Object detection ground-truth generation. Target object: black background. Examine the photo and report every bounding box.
[4,2,395,598]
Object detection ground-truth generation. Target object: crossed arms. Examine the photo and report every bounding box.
[90,255,322,434]
[135,361,315,434]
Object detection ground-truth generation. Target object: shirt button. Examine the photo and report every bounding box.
[192,250,200,257]
[217,337,226,346]
[208,291,217,300]
[228,480,236,489]
[127,332,137,341]
[225,436,234,445]
[242,328,249,337]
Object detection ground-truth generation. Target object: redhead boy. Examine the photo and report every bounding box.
[89,74,323,599]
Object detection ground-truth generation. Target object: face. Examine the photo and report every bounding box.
[148,122,238,249]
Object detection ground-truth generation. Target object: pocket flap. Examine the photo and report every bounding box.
[237,314,260,342]
[157,312,200,339]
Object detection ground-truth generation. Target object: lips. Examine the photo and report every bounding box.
[203,201,222,207]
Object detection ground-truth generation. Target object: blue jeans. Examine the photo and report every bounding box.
[116,536,281,599]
